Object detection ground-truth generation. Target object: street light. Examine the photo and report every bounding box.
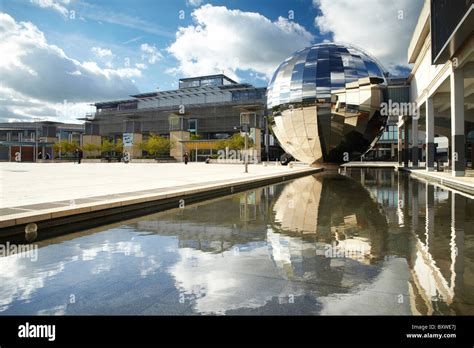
[34,117,40,162]
[239,112,256,174]
[244,127,248,173]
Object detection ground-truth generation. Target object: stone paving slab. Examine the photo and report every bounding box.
[341,161,399,168]
[0,162,321,231]
[340,161,474,196]
[0,162,300,208]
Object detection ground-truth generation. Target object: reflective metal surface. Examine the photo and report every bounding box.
[267,43,388,163]
[0,170,473,315]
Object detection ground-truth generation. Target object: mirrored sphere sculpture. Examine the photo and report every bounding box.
[267,43,388,163]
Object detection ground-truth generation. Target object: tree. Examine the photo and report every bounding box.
[101,139,115,154]
[141,134,174,157]
[53,140,78,156]
[82,143,101,152]
[215,133,254,150]
[114,139,123,153]
[190,133,203,140]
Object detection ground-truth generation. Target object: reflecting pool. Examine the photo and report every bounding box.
[0,169,473,315]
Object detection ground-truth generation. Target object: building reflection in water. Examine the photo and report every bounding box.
[0,169,472,315]
[343,168,473,315]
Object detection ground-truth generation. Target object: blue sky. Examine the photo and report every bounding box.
[0,0,423,122]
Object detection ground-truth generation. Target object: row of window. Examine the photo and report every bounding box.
[379,125,400,141]
[0,131,81,142]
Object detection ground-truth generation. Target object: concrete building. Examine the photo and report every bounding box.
[81,74,277,162]
[399,0,474,176]
[365,77,411,160]
[0,121,83,162]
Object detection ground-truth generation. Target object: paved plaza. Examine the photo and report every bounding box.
[0,162,310,209]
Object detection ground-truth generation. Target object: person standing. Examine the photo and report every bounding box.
[76,148,83,164]
[183,151,189,165]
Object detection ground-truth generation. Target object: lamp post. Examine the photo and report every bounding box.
[34,118,39,163]
[244,130,248,173]
[239,112,255,174]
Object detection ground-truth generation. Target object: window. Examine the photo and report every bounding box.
[188,119,197,133]
[11,132,19,141]
[200,78,221,86]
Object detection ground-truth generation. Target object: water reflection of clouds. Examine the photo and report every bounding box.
[168,230,381,314]
[0,254,67,312]
[168,244,296,315]
[319,258,412,315]
[0,228,164,313]
[2,171,470,315]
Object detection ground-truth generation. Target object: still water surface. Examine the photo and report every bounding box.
[1,169,473,315]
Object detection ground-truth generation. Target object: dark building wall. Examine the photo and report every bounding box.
[431,0,474,64]
[91,101,265,138]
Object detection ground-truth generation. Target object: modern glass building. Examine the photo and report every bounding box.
[82,74,273,161]
[365,77,411,161]
[0,121,83,162]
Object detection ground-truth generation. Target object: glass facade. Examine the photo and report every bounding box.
[178,74,237,89]
[267,43,388,163]
[379,125,399,141]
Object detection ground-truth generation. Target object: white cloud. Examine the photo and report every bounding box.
[0,86,95,123]
[30,0,70,17]
[186,0,203,7]
[140,43,162,64]
[314,0,424,73]
[29,1,173,38]
[76,2,173,38]
[91,46,115,69]
[135,63,147,70]
[0,13,140,122]
[167,5,314,80]
[91,46,113,58]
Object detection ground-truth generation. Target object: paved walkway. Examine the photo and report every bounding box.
[0,162,320,230]
[0,162,301,208]
[341,161,398,168]
[340,161,474,195]
[403,168,474,196]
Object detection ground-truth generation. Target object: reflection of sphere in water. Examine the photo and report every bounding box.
[273,175,322,234]
[267,43,388,163]
[271,174,388,263]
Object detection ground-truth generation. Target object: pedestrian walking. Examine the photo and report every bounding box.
[76,148,83,164]
[183,151,189,165]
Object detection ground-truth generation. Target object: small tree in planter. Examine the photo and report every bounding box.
[141,134,175,159]
[114,139,124,160]
[101,139,115,160]
[114,139,123,153]
[215,134,254,162]
[82,143,101,158]
[215,133,253,150]
[190,133,203,140]
[53,140,78,159]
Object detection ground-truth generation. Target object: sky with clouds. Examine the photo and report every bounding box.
[0,0,424,123]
